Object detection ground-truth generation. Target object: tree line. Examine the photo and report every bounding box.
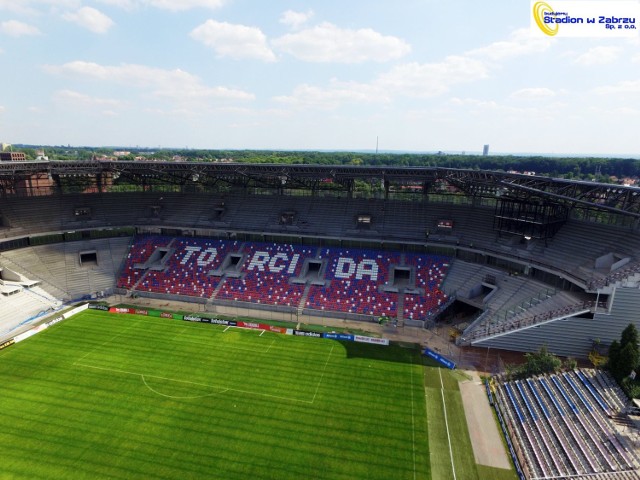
[13,145,640,184]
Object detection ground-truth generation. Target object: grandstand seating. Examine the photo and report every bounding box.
[2,191,639,357]
[117,236,171,289]
[2,192,639,292]
[402,253,449,320]
[216,242,313,306]
[135,237,234,297]
[305,248,401,317]
[0,284,62,337]
[494,370,640,479]
[2,237,131,300]
[117,237,450,320]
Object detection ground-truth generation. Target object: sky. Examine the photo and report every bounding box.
[0,0,639,155]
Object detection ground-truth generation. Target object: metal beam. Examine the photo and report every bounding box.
[1,161,638,217]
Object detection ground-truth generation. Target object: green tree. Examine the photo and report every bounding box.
[619,343,639,379]
[608,340,621,380]
[522,345,561,377]
[621,323,639,351]
[562,357,578,370]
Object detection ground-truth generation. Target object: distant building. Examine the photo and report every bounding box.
[0,152,27,162]
[482,144,490,156]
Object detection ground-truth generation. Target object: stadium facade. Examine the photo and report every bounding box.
[0,160,639,359]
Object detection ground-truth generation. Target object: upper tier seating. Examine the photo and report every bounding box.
[3,192,639,289]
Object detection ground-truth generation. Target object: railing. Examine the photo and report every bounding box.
[425,291,456,324]
[493,287,557,325]
[461,301,606,343]
[587,260,640,290]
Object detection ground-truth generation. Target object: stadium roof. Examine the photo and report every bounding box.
[1,160,639,218]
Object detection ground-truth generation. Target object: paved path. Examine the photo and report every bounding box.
[459,371,512,469]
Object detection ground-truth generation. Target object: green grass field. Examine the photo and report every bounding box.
[0,309,512,479]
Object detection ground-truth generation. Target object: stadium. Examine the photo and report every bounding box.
[1,159,639,479]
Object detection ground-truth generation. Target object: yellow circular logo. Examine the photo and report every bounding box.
[533,1,559,36]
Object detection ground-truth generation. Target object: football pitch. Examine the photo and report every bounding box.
[0,309,509,479]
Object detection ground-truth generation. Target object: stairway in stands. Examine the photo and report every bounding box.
[130,238,177,293]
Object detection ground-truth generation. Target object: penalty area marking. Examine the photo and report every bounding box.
[310,344,334,404]
[439,368,457,480]
[75,362,315,404]
[74,319,142,365]
[410,357,417,480]
[141,375,229,399]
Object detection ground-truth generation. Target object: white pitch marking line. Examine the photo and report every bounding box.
[410,357,417,480]
[141,375,229,400]
[74,319,141,365]
[311,344,334,404]
[259,330,265,337]
[75,362,313,404]
[439,368,457,480]
[265,338,276,354]
[223,326,231,332]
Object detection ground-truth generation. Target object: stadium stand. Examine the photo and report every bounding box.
[402,253,449,321]
[305,247,401,318]
[2,237,132,300]
[136,237,233,298]
[116,237,450,321]
[0,161,637,359]
[0,266,62,337]
[216,242,312,306]
[494,370,640,479]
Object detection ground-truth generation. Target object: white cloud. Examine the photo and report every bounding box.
[274,80,390,110]
[62,7,114,34]
[377,56,488,98]
[275,55,488,110]
[96,0,136,9]
[449,96,568,121]
[0,105,5,113]
[573,46,621,66]
[593,80,640,95]
[279,10,314,29]
[0,0,81,15]
[273,26,557,111]
[272,22,410,63]
[97,0,225,11]
[43,61,255,104]
[145,0,225,10]
[190,20,276,62]
[510,87,556,100]
[0,20,41,37]
[610,107,639,116]
[53,89,125,108]
[450,97,500,109]
[466,28,552,61]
